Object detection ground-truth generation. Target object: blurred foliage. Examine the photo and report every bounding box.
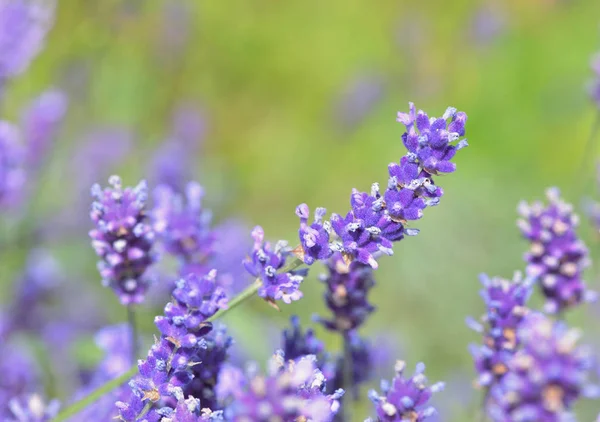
[3,0,600,420]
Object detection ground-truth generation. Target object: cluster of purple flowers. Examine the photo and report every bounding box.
[488,313,598,421]
[295,103,468,270]
[517,187,596,314]
[467,272,533,392]
[116,271,227,420]
[90,176,157,305]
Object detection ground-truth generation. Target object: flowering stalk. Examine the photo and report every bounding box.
[51,257,304,422]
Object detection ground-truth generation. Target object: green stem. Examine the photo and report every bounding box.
[574,111,600,196]
[51,365,138,422]
[51,257,305,422]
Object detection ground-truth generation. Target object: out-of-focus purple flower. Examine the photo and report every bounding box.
[150,141,191,194]
[0,343,40,417]
[488,312,599,421]
[589,54,600,108]
[295,204,333,265]
[243,226,307,305]
[89,175,156,305]
[171,104,205,148]
[210,219,251,296]
[469,5,505,46]
[0,0,56,83]
[21,88,68,169]
[283,315,326,361]
[315,253,375,333]
[0,120,25,208]
[3,249,61,335]
[6,394,60,422]
[466,272,532,394]
[153,182,214,277]
[68,324,133,422]
[118,271,227,420]
[367,360,444,421]
[333,74,384,131]
[517,187,596,313]
[216,351,344,421]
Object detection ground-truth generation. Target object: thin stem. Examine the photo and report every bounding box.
[51,366,138,422]
[127,304,138,365]
[51,256,306,422]
[574,111,600,196]
[342,332,355,401]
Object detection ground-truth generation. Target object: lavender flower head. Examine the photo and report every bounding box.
[304,103,467,269]
[216,351,343,421]
[488,312,599,421]
[153,182,214,277]
[21,89,68,168]
[0,0,56,83]
[315,253,375,332]
[295,203,333,265]
[0,120,25,208]
[118,271,227,420]
[244,226,307,305]
[517,187,596,313]
[89,175,156,305]
[367,360,445,421]
[466,272,532,390]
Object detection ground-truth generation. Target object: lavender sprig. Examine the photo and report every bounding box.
[488,312,599,421]
[296,102,468,269]
[517,187,596,314]
[90,175,156,305]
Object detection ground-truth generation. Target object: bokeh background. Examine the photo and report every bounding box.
[3,0,600,420]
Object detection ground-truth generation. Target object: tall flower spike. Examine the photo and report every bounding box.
[295,203,333,265]
[367,360,445,421]
[326,103,467,269]
[89,175,156,305]
[216,351,343,421]
[315,253,375,332]
[117,271,227,420]
[0,121,25,208]
[466,273,532,392]
[243,226,307,305]
[153,182,214,277]
[517,187,596,314]
[488,312,599,421]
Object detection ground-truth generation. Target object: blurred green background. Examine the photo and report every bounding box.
[3,0,600,420]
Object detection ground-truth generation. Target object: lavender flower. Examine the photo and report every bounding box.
[117,271,227,419]
[282,315,326,361]
[295,204,333,265]
[331,331,374,392]
[517,187,596,313]
[0,0,56,83]
[466,273,532,392]
[153,182,214,277]
[488,312,599,421]
[21,89,68,168]
[216,351,343,421]
[309,103,467,269]
[0,120,25,208]
[333,74,384,131]
[89,175,156,305]
[367,360,445,421]
[181,324,233,410]
[243,226,307,305]
[6,394,60,422]
[315,253,375,332]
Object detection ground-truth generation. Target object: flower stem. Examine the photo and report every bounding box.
[575,111,600,196]
[127,304,138,365]
[51,256,305,422]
